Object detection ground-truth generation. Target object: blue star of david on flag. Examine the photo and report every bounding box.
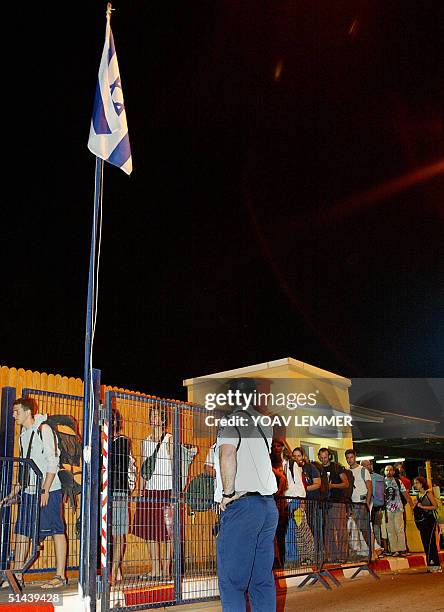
[88,11,132,175]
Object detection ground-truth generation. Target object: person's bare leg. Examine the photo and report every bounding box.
[53,534,67,579]
[161,541,172,578]
[1,535,29,585]
[112,536,125,582]
[14,535,30,582]
[148,541,161,576]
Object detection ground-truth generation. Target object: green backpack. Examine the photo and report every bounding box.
[184,473,215,513]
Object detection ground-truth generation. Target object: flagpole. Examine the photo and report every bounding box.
[81,0,132,600]
[80,155,103,606]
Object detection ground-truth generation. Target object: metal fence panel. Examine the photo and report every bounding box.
[274,496,322,578]
[102,392,219,611]
[0,457,43,589]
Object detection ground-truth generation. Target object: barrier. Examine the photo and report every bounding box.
[101,391,218,611]
[318,499,379,583]
[0,384,382,606]
[0,457,43,591]
[273,497,378,588]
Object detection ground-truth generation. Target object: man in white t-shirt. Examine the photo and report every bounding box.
[345,449,372,554]
[214,378,278,611]
[345,450,372,506]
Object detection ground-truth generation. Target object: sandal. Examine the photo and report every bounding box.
[41,575,66,589]
[1,573,24,589]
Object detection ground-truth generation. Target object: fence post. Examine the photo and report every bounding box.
[172,402,182,602]
[0,387,17,572]
[0,387,16,458]
[79,368,101,612]
[100,391,111,612]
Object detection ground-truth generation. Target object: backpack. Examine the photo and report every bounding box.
[371,473,385,507]
[20,415,83,510]
[141,433,166,480]
[184,472,215,514]
[141,434,197,491]
[312,461,329,500]
[395,477,408,507]
[44,415,82,467]
[41,415,83,510]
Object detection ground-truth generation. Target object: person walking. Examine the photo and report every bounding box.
[382,464,413,556]
[214,378,278,612]
[0,398,67,589]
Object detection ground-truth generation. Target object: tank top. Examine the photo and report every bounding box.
[142,432,172,491]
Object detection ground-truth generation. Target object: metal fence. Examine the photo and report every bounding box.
[0,457,43,591]
[274,497,378,588]
[102,391,218,611]
[0,385,380,606]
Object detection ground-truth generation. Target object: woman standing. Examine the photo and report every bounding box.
[133,406,173,580]
[413,476,441,572]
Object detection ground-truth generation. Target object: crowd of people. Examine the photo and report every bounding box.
[0,394,442,602]
[269,441,441,572]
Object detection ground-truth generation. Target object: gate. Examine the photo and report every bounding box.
[100,391,219,611]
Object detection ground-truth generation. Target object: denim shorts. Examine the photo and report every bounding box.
[15,490,65,540]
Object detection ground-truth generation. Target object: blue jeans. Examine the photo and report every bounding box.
[216,495,278,612]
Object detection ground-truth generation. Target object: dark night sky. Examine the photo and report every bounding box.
[2,1,443,399]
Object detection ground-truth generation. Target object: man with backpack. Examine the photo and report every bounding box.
[381,464,414,556]
[317,448,349,563]
[345,450,372,556]
[1,398,67,589]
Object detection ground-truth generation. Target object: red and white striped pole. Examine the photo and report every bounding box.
[101,418,109,572]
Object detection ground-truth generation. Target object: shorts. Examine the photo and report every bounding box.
[112,492,129,536]
[15,490,65,540]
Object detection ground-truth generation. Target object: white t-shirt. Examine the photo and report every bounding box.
[141,432,172,491]
[284,460,306,498]
[214,409,277,502]
[351,465,371,503]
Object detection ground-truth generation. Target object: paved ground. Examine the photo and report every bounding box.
[172,570,444,612]
[0,568,442,610]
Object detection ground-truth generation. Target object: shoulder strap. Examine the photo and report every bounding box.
[361,466,366,480]
[24,431,35,459]
[243,409,270,453]
[231,410,270,454]
[155,432,166,454]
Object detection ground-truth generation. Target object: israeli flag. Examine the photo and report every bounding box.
[88,11,132,175]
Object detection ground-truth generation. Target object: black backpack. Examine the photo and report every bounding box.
[343,468,355,501]
[21,415,83,510]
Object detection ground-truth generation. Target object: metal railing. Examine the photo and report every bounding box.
[274,496,378,588]
[0,457,43,591]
